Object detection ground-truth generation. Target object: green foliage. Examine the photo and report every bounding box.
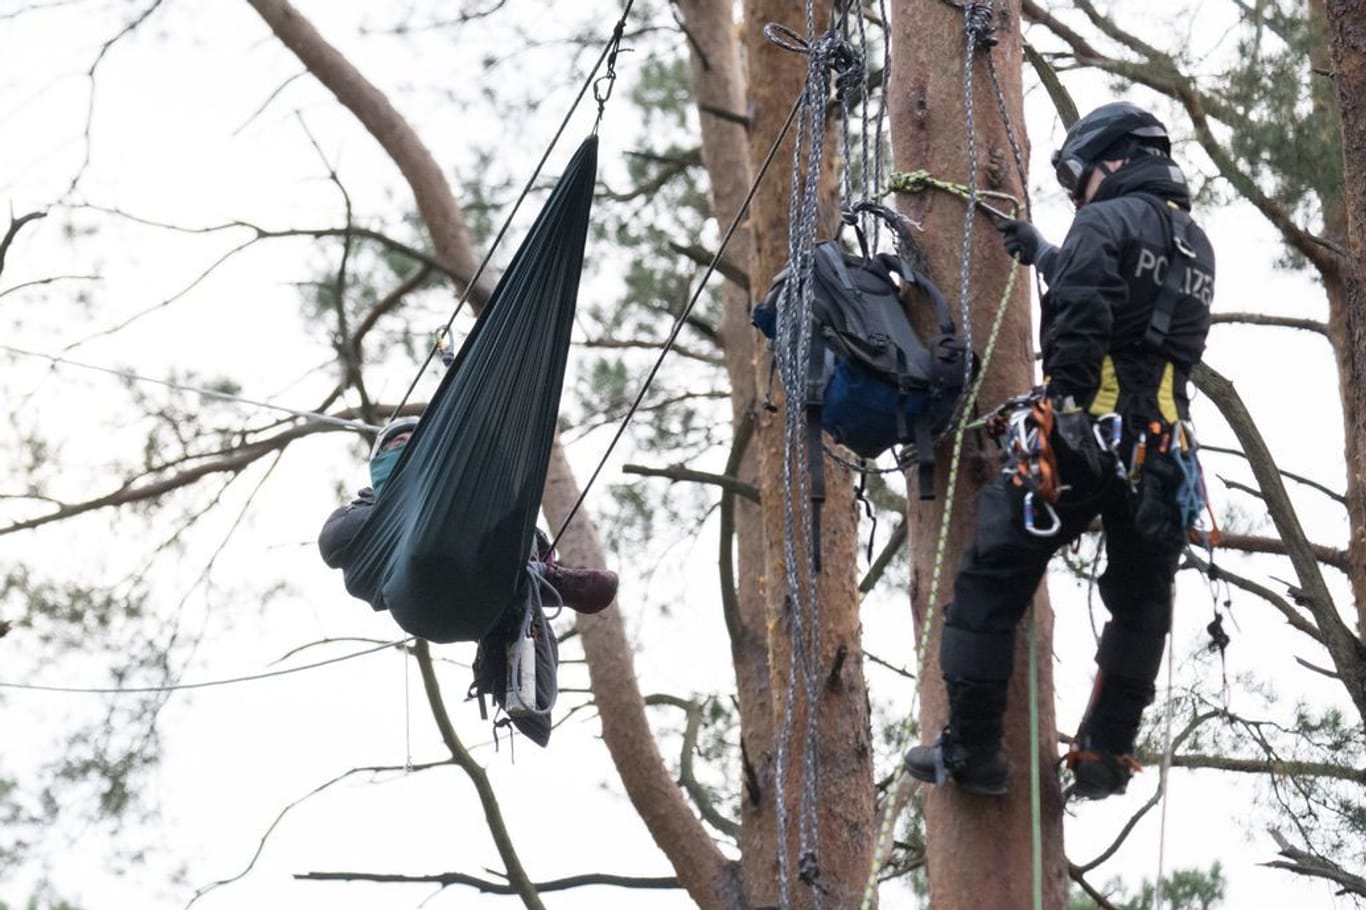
[1214,1,1342,265]
[1071,863,1225,910]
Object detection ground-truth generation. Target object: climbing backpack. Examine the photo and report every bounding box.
[751,203,973,501]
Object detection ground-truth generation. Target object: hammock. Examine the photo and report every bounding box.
[337,136,597,643]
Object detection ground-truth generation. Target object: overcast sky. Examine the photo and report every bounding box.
[0,2,1356,909]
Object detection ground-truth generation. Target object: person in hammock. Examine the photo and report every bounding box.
[318,416,618,617]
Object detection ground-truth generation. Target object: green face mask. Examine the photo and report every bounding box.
[369,446,404,494]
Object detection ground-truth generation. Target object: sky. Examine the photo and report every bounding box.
[0,1,1359,909]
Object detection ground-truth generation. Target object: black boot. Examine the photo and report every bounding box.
[905,728,1009,796]
[1067,672,1152,800]
[1068,736,1140,799]
[904,678,1009,796]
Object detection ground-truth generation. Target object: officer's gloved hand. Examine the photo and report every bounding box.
[1051,396,1105,485]
[998,219,1059,281]
[998,219,1047,263]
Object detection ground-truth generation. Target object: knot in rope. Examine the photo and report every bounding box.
[964,2,999,49]
[798,850,822,886]
[886,169,934,194]
[763,24,864,103]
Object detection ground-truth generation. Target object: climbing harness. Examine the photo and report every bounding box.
[989,391,1064,535]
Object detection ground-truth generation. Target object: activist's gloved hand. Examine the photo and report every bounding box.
[998,219,1052,265]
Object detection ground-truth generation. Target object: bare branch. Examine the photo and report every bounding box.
[1209,311,1330,336]
[1165,752,1366,783]
[858,519,906,595]
[1195,362,1366,719]
[294,870,680,893]
[1067,866,1125,910]
[1201,441,1346,505]
[0,211,46,278]
[646,692,740,839]
[1265,829,1366,897]
[1184,549,1323,643]
[65,1,168,198]
[667,241,751,290]
[412,640,545,910]
[581,336,722,365]
[186,761,449,908]
[599,148,702,203]
[620,462,759,502]
[1211,530,1349,573]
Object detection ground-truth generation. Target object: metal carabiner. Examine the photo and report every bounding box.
[1022,491,1061,538]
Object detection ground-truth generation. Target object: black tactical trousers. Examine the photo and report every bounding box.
[938,451,1180,751]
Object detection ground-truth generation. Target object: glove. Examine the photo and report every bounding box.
[998,219,1054,266]
[1050,399,1106,489]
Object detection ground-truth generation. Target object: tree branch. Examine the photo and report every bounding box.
[1209,311,1330,336]
[1265,829,1366,898]
[1020,0,1344,274]
[294,870,680,892]
[413,640,545,910]
[1195,362,1366,721]
[620,463,759,502]
[0,211,46,279]
[1210,530,1349,573]
[1164,752,1366,783]
[1184,548,1323,643]
[667,241,751,291]
[646,693,740,839]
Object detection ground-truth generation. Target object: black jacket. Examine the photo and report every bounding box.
[1041,155,1215,421]
[318,487,386,610]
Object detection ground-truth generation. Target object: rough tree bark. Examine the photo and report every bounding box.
[1323,0,1366,637]
[890,1,1068,908]
[742,0,876,906]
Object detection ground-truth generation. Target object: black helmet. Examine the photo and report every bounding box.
[370,416,420,461]
[1051,102,1170,201]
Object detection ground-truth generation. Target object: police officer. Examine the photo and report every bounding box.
[905,102,1216,798]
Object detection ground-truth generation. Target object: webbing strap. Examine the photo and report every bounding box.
[807,329,827,573]
[1142,198,1195,352]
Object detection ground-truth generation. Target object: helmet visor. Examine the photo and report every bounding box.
[1052,149,1085,198]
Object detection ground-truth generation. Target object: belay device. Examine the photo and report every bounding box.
[752,202,973,501]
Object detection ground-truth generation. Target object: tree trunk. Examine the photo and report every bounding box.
[742,1,876,906]
[889,1,1068,907]
[1322,0,1366,636]
[674,1,780,905]
[543,442,747,909]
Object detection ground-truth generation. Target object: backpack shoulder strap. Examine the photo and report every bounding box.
[882,254,957,336]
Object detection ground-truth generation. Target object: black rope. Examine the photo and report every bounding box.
[547,90,805,554]
[386,0,637,426]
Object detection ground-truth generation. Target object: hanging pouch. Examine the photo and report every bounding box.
[1132,450,1188,554]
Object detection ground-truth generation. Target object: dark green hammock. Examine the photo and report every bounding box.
[340,136,596,643]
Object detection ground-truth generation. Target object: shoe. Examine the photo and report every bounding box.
[1067,741,1140,800]
[543,564,618,614]
[904,728,1009,796]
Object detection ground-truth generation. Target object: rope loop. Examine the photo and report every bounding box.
[964,2,998,49]
[763,23,864,104]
